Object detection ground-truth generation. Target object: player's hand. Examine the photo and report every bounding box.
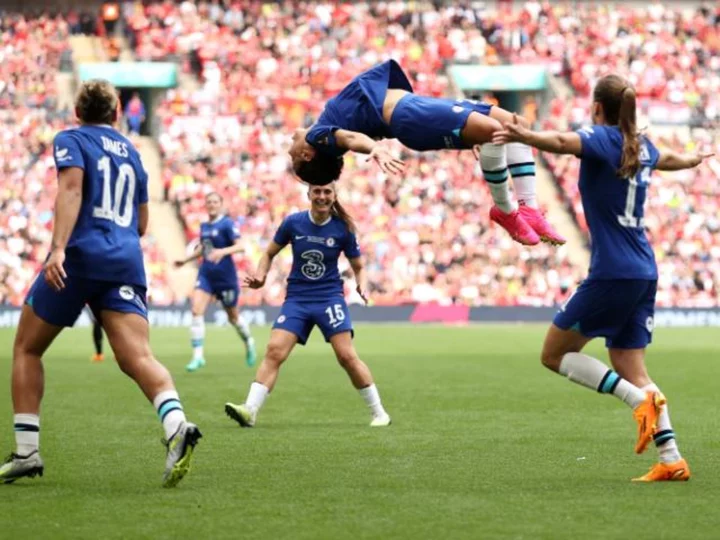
[356,284,370,305]
[243,273,266,289]
[369,146,405,175]
[173,259,185,268]
[492,113,530,145]
[44,248,67,291]
[206,250,224,263]
[694,152,714,166]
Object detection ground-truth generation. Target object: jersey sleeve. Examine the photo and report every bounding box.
[228,219,241,242]
[305,124,346,157]
[52,131,85,170]
[273,216,292,246]
[642,137,661,169]
[576,125,613,162]
[343,230,361,259]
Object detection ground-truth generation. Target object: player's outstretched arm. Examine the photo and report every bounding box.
[492,113,582,155]
[173,244,203,268]
[348,256,369,305]
[334,129,405,175]
[244,241,284,289]
[656,150,714,171]
[46,166,84,290]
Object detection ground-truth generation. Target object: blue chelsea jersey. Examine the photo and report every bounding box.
[52,125,149,287]
[273,211,361,301]
[198,215,240,284]
[576,125,660,280]
[305,60,413,158]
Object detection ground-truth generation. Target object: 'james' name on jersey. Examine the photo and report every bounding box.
[52,125,149,287]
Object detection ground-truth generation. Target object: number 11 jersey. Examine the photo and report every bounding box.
[52,125,148,287]
[576,125,660,281]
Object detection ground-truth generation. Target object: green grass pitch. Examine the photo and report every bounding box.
[1,325,719,539]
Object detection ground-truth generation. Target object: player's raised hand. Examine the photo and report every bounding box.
[44,248,67,291]
[173,259,185,268]
[369,146,405,176]
[695,152,715,165]
[243,272,266,289]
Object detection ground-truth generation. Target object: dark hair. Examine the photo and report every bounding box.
[295,153,344,186]
[593,74,639,178]
[331,199,356,234]
[75,79,118,125]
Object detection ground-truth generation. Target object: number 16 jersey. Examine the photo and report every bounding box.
[576,125,660,281]
[52,125,149,287]
[273,211,361,302]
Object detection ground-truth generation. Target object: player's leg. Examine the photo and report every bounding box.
[92,315,104,362]
[186,279,213,372]
[609,349,689,482]
[546,280,662,455]
[463,109,540,245]
[225,328,300,428]
[1,274,82,483]
[98,287,201,488]
[487,107,565,245]
[315,299,390,426]
[221,288,256,367]
[328,331,391,427]
[607,281,688,481]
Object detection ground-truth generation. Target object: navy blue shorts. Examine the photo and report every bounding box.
[272,298,353,346]
[389,94,493,151]
[554,279,657,349]
[196,273,239,308]
[26,271,147,327]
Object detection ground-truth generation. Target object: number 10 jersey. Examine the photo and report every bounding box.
[52,125,149,287]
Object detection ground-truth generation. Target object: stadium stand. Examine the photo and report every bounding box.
[2,2,717,308]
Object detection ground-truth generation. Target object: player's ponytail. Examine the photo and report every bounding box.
[592,74,640,178]
[331,199,356,235]
[617,87,640,178]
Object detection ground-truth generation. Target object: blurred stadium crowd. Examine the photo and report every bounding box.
[1,1,717,307]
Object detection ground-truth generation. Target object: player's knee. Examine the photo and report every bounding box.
[335,349,360,370]
[540,347,561,371]
[513,115,531,129]
[264,343,288,367]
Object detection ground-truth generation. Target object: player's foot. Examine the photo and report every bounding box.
[633,391,666,455]
[225,403,255,427]
[0,451,44,484]
[370,413,392,427]
[185,357,206,372]
[489,206,540,246]
[91,353,104,363]
[162,422,202,488]
[632,459,691,482]
[518,205,566,245]
[246,338,257,368]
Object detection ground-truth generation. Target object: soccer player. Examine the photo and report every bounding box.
[493,74,712,482]
[89,307,104,362]
[224,183,391,428]
[288,59,565,247]
[0,80,201,487]
[174,192,256,371]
